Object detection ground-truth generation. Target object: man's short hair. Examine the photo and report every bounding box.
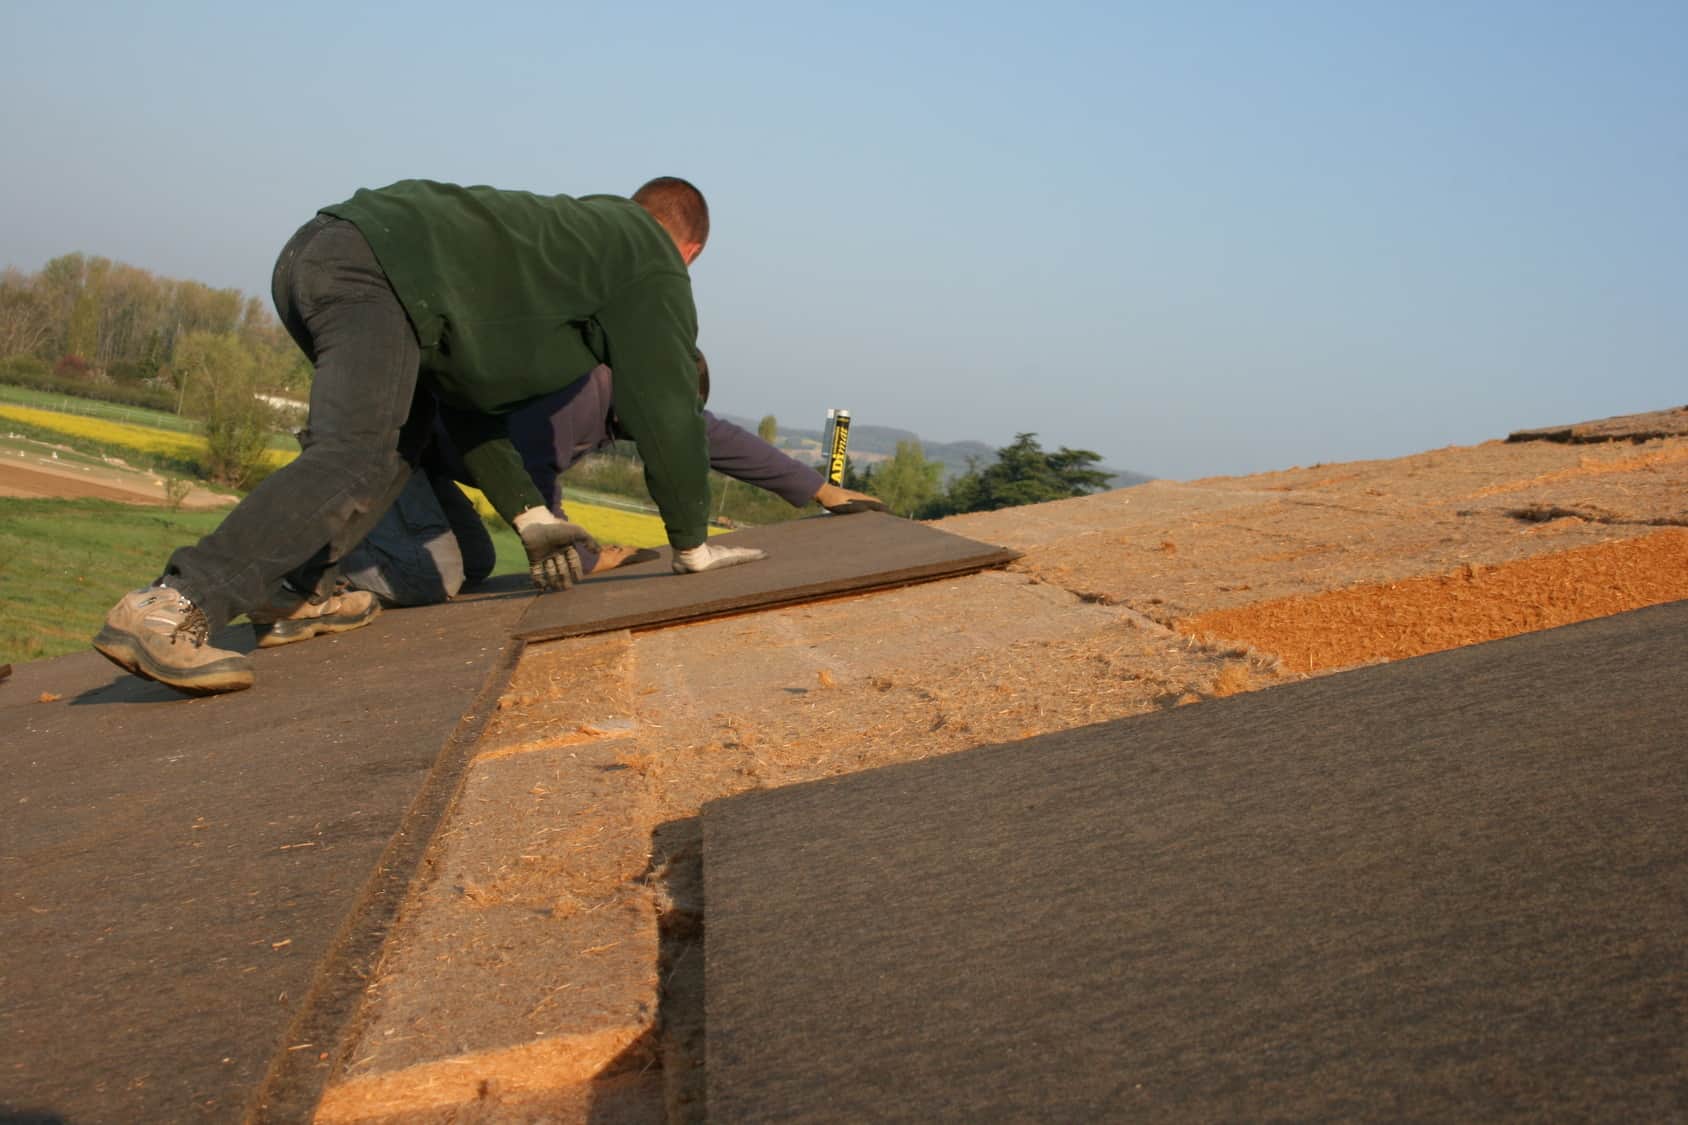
[632,177,709,248]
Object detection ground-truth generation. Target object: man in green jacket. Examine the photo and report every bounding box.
[93,177,763,696]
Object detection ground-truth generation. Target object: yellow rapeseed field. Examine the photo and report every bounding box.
[2,401,683,548]
[0,404,293,469]
[457,485,677,548]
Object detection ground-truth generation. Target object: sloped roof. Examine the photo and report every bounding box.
[704,600,1688,1122]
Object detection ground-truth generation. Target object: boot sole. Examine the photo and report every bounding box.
[93,626,255,695]
[253,603,381,649]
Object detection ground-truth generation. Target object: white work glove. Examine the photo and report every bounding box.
[671,542,768,574]
[513,507,599,590]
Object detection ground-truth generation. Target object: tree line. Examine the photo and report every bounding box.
[0,253,309,407]
[2,253,1116,514]
[849,432,1114,517]
[1,253,311,485]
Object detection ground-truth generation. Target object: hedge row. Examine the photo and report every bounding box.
[0,356,179,413]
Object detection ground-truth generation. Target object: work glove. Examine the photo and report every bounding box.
[813,483,887,515]
[671,542,768,574]
[514,507,599,590]
[825,497,887,514]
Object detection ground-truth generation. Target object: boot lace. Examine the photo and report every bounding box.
[170,600,211,647]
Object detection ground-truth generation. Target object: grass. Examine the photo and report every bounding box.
[0,493,673,665]
[0,498,231,664]
[0,496,519,665]
[0,383,200,432]
[0,401,700,663]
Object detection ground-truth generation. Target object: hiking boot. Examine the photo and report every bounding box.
[94,586,254,695]
[249,587,380,649]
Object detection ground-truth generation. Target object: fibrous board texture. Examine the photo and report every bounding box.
[0,511,1019,1123]
[703,599,1688,1123]
[1507,405,1688,443]
[0,592,525,1124]
[515,511,1018,641]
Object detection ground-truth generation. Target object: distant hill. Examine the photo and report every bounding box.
[718,414,1155,489]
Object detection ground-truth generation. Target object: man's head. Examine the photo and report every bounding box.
[632,177,709,265]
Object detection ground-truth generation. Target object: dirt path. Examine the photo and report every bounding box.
[0,454,234,509]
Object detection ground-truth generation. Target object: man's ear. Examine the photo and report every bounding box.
[678,240,704,266]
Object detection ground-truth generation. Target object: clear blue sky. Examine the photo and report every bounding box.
[3,1,1682,479]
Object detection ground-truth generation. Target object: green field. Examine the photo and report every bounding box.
[0,496,532,665]
[0,498,231,663]
[0,398,697,665]
[0,482,673,666]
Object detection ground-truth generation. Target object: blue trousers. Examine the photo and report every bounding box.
[339,469,496,606]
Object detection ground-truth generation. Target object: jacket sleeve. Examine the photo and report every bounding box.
[436,407,546,525]
[595,278,711,549]
[704,412,825,507]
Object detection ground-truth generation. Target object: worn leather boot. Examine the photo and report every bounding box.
[94,585,254,695]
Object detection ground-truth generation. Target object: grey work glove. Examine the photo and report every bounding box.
[513,507,599,590]
[671,542,768,574]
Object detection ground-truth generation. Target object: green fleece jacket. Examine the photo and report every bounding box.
[322,179,710,548]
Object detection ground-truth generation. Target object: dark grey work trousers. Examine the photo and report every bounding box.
[162,215,426,627]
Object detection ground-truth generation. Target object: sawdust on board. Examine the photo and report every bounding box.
[1177,528,1688,674]
[1462,444,1688,499]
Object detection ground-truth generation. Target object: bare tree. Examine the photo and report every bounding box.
[0,269,54,358]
